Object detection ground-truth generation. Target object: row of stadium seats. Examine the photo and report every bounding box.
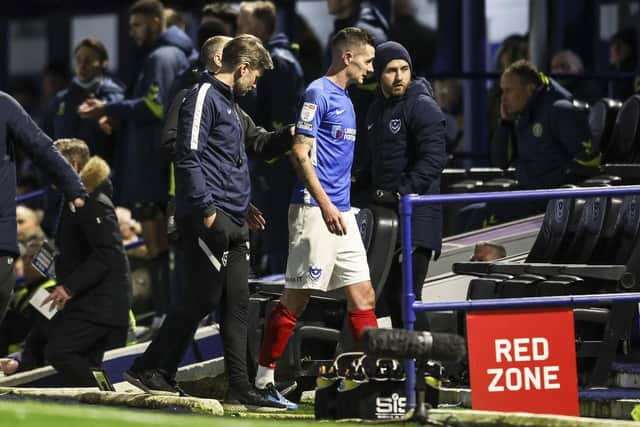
[454,193,640,385]
[440,94,640,235]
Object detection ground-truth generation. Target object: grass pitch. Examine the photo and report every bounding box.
[0,399,351,427]
[3,398,637,427]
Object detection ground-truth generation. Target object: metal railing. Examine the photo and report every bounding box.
[400,185,640,409]
[15,189,45,204]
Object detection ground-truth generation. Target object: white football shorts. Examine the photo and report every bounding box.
[285,204,370,291]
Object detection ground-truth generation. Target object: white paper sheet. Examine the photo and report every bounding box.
[29,287,58,320]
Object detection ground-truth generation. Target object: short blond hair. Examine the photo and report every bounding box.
[54,138,90,170]
[221,34,274,71]
[201,35,232,71]
[504,59,541,87]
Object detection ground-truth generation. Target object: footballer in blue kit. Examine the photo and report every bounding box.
[254,28,379,401]
[292,77,357,211]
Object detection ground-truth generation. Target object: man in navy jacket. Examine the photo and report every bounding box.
[491,59,598,189]
[0,91,86,325]
[364,41,447,328]
[490,60,599,221]
[41,38,124,237]
[125,35,285,411]
[44,38,125,168]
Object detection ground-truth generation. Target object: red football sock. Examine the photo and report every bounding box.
[349,309,378,350]
[258,302,298,368]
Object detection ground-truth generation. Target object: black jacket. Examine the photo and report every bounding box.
[491,78,598,189]
[0,91,86,256]
[55,156,131,327]
[364,78,447,253]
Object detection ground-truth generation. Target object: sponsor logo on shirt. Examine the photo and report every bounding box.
[331,125,344,139]
[344,128,356,141]
[300,102,317,122]
[331,125,356,141]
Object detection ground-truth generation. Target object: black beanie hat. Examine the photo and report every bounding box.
[374,41,412,80]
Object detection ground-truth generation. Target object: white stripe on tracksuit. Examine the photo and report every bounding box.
[198,237,221,271]
[190,83,211,150]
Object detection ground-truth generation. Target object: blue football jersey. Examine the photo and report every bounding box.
[292,77,356,211]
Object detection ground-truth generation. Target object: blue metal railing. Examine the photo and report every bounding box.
[15,189,45,204]
[400,185,640,409]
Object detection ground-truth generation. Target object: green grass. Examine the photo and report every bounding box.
[0,399,371,427]
[6,398,628,427]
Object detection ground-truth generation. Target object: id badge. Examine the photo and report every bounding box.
[31,240,59,279]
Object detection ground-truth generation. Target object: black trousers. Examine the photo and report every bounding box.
[133,211,251,390]
[377,247,432,329]
[0,254,15,325]
[20,315,127,386]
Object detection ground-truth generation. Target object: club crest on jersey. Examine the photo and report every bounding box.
[331,125,344,139]
[300,102,317,122]
[308,266,322,281]
[389,119,402,134]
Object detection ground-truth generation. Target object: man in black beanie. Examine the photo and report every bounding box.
[361,41,447,328]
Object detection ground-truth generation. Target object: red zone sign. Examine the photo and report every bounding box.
[466,308,579,416]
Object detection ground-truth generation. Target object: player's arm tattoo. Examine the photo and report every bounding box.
[290,134,331,206]
[291,134,314,181]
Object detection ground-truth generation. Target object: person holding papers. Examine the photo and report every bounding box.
[11,139,132,387]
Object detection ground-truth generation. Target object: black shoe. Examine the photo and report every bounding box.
[223,387,287,412]
[123,368,179,396]
[167,377,191,397]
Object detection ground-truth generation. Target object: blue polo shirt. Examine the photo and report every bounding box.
[292,77,356,211]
